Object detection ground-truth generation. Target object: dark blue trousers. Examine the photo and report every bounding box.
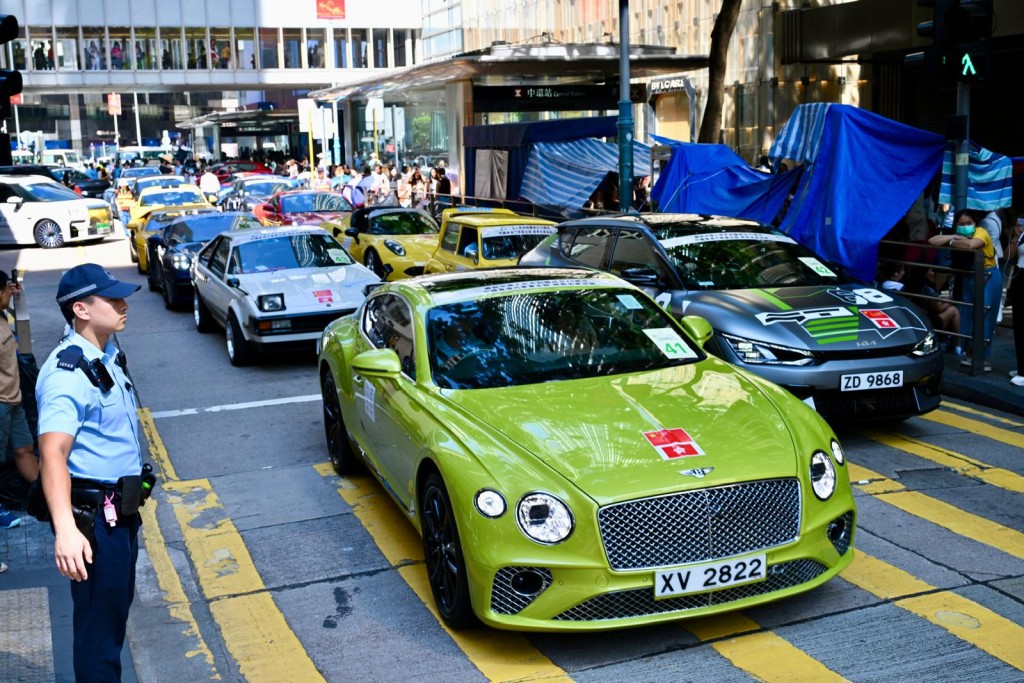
[69,514,140,683]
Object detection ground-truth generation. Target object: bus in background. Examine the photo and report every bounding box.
[116,145,172,167]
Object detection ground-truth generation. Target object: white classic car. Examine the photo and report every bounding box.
[190,226,381,365]
[0,174,114,248]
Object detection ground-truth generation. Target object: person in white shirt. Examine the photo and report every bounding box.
[199,168,220,197]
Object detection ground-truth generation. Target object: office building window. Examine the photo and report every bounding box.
[108,26,130,69]
[235,28,256,69]
[373,29,389,68]
[259,28,279,68]
[83,28,107,70]
[351,29,367,68]
[307,28,325,69]
[133,28,156,70]
[185,28,208,69]
[282,28,301,68]
[54,28,80,70]
[333,28,349,68]
[28,27,53,70]
[159,28,184,70]
[393,29,414,67]
[211,28,231,69]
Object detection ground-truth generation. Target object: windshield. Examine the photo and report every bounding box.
[243,181,290,198]
[480,225,553,261]
[141,189,205,207]
[280,192,352,214]
[657,229,842,290]
[121,167,162,179]
[367,211,439,235]
[171,214,260,243]
[236,233,355,273]
[428,288,699,390]
[135,177,184,196]
[23,181,80,201]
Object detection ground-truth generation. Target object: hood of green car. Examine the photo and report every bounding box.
[444,362,803,505]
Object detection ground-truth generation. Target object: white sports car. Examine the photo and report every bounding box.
[190,226,381,365]
[0,174,114,248]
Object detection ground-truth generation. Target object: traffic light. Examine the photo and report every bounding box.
[908,0,957,87]
[948,0,993,83]
[0,14,24,120]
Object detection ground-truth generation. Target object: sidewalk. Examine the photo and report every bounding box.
[939,316,1024,417]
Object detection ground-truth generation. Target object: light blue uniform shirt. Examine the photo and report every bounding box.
[36,332,141,484]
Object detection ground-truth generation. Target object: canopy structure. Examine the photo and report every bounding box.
[649,137,796,225]
[768,104,945,281]
[938,144,1014,211]
[520,138,652,215]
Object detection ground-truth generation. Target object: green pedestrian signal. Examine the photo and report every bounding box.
[961,53,976,77]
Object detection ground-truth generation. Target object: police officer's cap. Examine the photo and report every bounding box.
[56,263,141,305]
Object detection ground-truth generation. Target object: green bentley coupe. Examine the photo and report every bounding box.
[317,268,855,631]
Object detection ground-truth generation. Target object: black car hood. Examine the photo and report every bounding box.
[679,284,931,352]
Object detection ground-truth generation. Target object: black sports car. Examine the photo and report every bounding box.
[147,211,262,309]
[53,168,111,198]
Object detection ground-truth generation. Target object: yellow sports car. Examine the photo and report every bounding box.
[423,208,555,274]
[128,185,215,272]
[325,206,440,280]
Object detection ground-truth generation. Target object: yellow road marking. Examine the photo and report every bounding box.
[315,463,571,683]
[861,430,1024,494]
[164,479,324,683]
[686,613,848,682]
[940,401,1024,428]
[922,410,1024,449]
[843,550,1024,669]
[138,407,179,482]
[139,499,221,679]
[848,463,1024,560]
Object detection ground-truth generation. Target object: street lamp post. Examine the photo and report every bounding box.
[617,0,634,212]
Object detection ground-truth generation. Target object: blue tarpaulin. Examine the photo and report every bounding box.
[649,137,796,224]
[520,138,651,214]
[768,104,945,281]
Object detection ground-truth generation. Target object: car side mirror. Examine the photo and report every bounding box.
[680,315,713,349]
[352,348,402,377]
[6,196,23,210]
[464,243,479,262]
[619,266,661,289]
[344,227,359,238]
[226,277,241,288]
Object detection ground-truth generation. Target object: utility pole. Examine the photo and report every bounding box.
[616,0,633,212]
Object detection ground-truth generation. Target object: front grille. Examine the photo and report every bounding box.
[598,479,801,571]
[490,567,553,615]
[253,310,355,336]
[553,559,827,621]
[814,387,918,419]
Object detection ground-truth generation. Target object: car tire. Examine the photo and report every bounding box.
[129,236,139,263]
[162,274,178,310]
[321,372,362,475]
[193,292,215,333]
[33,220,64,249]
[226,312,254,367]
[364,249,386,279]
[147,254,160,292]
[420,472,476,630]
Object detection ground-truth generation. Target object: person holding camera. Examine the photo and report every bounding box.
[36,264,144,682]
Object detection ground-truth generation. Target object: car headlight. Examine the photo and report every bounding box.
[810,451,837,500]
[912,331,938,356]
[516,492,573,544]
[258,294,285,312]
[474,489,507,518]
[172,252,192,270]
[830,439,845,465]
[383,239,406,256]
[720,333,815,366]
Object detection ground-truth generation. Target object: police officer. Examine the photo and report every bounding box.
[36,263,142,682]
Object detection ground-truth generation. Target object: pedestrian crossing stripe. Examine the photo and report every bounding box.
[848,463,1024,560]
[860,429,1024,495]
[939,400,1024,428]
[922,410,1024,449]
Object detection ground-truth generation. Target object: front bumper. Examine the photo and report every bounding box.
[243,310,357,347]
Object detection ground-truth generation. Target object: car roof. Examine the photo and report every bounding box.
[561,213,766,234]
[395,267,629,307]
[224,226,331,244]
[0,174,60,185]
[446,214,555,228]
[138,183,203,197]
[0,165,60,180]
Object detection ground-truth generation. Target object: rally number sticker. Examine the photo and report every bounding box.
[655,554,766,598]
[643,328,698,360]
[798,257,837,278]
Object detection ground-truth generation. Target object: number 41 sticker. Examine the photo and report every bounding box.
[643,328,698,360]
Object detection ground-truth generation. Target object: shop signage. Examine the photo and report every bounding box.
[316,0,346,19]
[472,84,645,113]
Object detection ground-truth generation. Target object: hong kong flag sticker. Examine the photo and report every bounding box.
[861,309,898,329]
[643,428,705,460]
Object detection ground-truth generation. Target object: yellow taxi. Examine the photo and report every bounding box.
[423,208,556,274]
[326,206,440,280]
[128,184,213,272]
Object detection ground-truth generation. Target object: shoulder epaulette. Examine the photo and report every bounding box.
[56,345,85,371]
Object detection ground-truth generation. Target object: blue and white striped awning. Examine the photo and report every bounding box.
[520,138,651,211]
[768,102,831,164]
[939,144,1014,211]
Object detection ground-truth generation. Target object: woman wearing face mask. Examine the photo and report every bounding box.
[929,209,1001,371]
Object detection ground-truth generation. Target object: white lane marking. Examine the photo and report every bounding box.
[151,394,322,419]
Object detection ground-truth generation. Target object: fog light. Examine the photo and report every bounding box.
[510,569,546,596]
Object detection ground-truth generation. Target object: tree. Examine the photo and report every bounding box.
[698,0,743,144]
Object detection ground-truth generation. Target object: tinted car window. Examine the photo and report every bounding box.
[608,229,671,283]
[567,227,613,269]
[480,226,553,261]
[22,181,80,202]
[209,239,231,277]
[456,226,478,257]
[439,224,461,253]
[362,294,416,377]
[280,192,352,214]
[367,212,439,235]
[235,233,354,273]
[171,215,248,243]
[428,287,698,390]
